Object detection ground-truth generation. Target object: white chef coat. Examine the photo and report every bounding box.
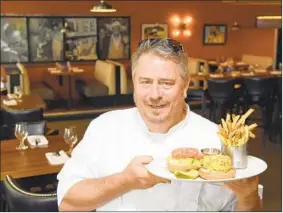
[57,105,236,211]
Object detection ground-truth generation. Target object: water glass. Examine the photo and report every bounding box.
[63,126,78,156]
[14,122,29,150]
[14,86,23,101]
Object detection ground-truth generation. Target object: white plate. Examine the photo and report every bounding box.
[146,156,267,183]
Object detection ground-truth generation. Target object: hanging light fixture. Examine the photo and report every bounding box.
[90,0,117,13]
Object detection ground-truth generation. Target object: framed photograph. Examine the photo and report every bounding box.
[97,17,130,60]
[28,17,64,62]
[141,24,168,40]
[1,17,29,63]
[64,17,98,61]
[203,24,227,45]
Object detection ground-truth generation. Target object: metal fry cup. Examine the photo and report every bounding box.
[221,143,248,169]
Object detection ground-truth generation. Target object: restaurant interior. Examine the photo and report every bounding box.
[0,0,282,211]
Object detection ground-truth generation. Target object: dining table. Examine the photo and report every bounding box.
[191,70,282,81]
[47,68,84,109]
[1,135,69,180]
[0,94,46,111]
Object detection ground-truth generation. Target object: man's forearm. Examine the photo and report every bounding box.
[236,192,261,211]
[59,172,132,211]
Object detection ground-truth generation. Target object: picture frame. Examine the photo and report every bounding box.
[64,17,98,61]
[1,16,29,64]
[1,15,131,63]
[28,17,64,62]
[141,24,168,40]
[97,17,130,60]
[203,24,227,45]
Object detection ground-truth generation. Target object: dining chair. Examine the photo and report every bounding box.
[207,78,242,123]
[243,77,276,146]
[2,175,58,212]
[2,108,44,139]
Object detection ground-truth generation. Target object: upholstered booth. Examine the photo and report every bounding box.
[76,60,120,106]
[16,63,58,107]
[105,60,134,105]
[241,54,273,69]
[186,57,210,116]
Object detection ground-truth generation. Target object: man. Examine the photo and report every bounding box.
[107,21,125,59]
[57,38,260,211]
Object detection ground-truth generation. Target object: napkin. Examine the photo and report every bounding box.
[2,99,17,106]
[45,150,69,165]
[27,135,49,148]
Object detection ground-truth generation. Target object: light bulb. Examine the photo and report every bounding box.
[171,15,181,27]
[172,30,181,37]
[184,16,192,24]
[183,29,192,37]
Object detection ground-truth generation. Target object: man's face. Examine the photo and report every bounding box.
[133,53,189,125]
[112,26,120,37]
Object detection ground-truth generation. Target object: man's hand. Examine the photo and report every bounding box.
[225,176,261,211]
[121,156,171,190]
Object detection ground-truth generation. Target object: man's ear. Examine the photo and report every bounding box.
[183,75,191,98]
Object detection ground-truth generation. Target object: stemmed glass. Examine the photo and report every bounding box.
[14,122,29,150]
[14,86,23,102]
[63,126,78,156]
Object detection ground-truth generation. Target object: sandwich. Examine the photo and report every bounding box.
[199,154,236,180]
[167,148,204,179]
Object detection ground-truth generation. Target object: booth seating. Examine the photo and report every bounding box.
[106,60,134,105]
[187,57,209,89]
[241,54,273,69]
[186,57,210,117]
[76,60,116,106]
[16,63,58,107]
[105,60,129,95]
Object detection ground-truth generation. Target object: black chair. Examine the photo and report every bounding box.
[2,108,44,140]
[270,77,282,144]
[207,79,242,123]
[26,120,59,136]
[2,175,58,212]
[186,88,209,117]
[243,77,276,145]
[1,120,59,141]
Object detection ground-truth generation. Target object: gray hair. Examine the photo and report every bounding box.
[131,38,189,80]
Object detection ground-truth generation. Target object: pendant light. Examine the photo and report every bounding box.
[90,0,117,13]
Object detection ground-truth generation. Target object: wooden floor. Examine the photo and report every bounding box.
[47,107,282,212]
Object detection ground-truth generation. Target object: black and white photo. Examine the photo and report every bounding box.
[97,17,130,60]
[64,18,98,61]
[1,17,29,63]
[28,17,64,62]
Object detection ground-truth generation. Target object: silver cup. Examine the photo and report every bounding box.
[221,143,248,169]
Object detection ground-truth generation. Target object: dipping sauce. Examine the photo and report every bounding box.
[201,148,221,155]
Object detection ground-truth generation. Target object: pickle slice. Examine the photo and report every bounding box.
[173,170,199,179]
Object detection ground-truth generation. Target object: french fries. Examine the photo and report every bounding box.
[217,108,257,147]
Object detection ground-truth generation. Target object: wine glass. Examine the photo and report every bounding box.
[63,126,78,156]
[14,86,23,102]
[14,122,29,150]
